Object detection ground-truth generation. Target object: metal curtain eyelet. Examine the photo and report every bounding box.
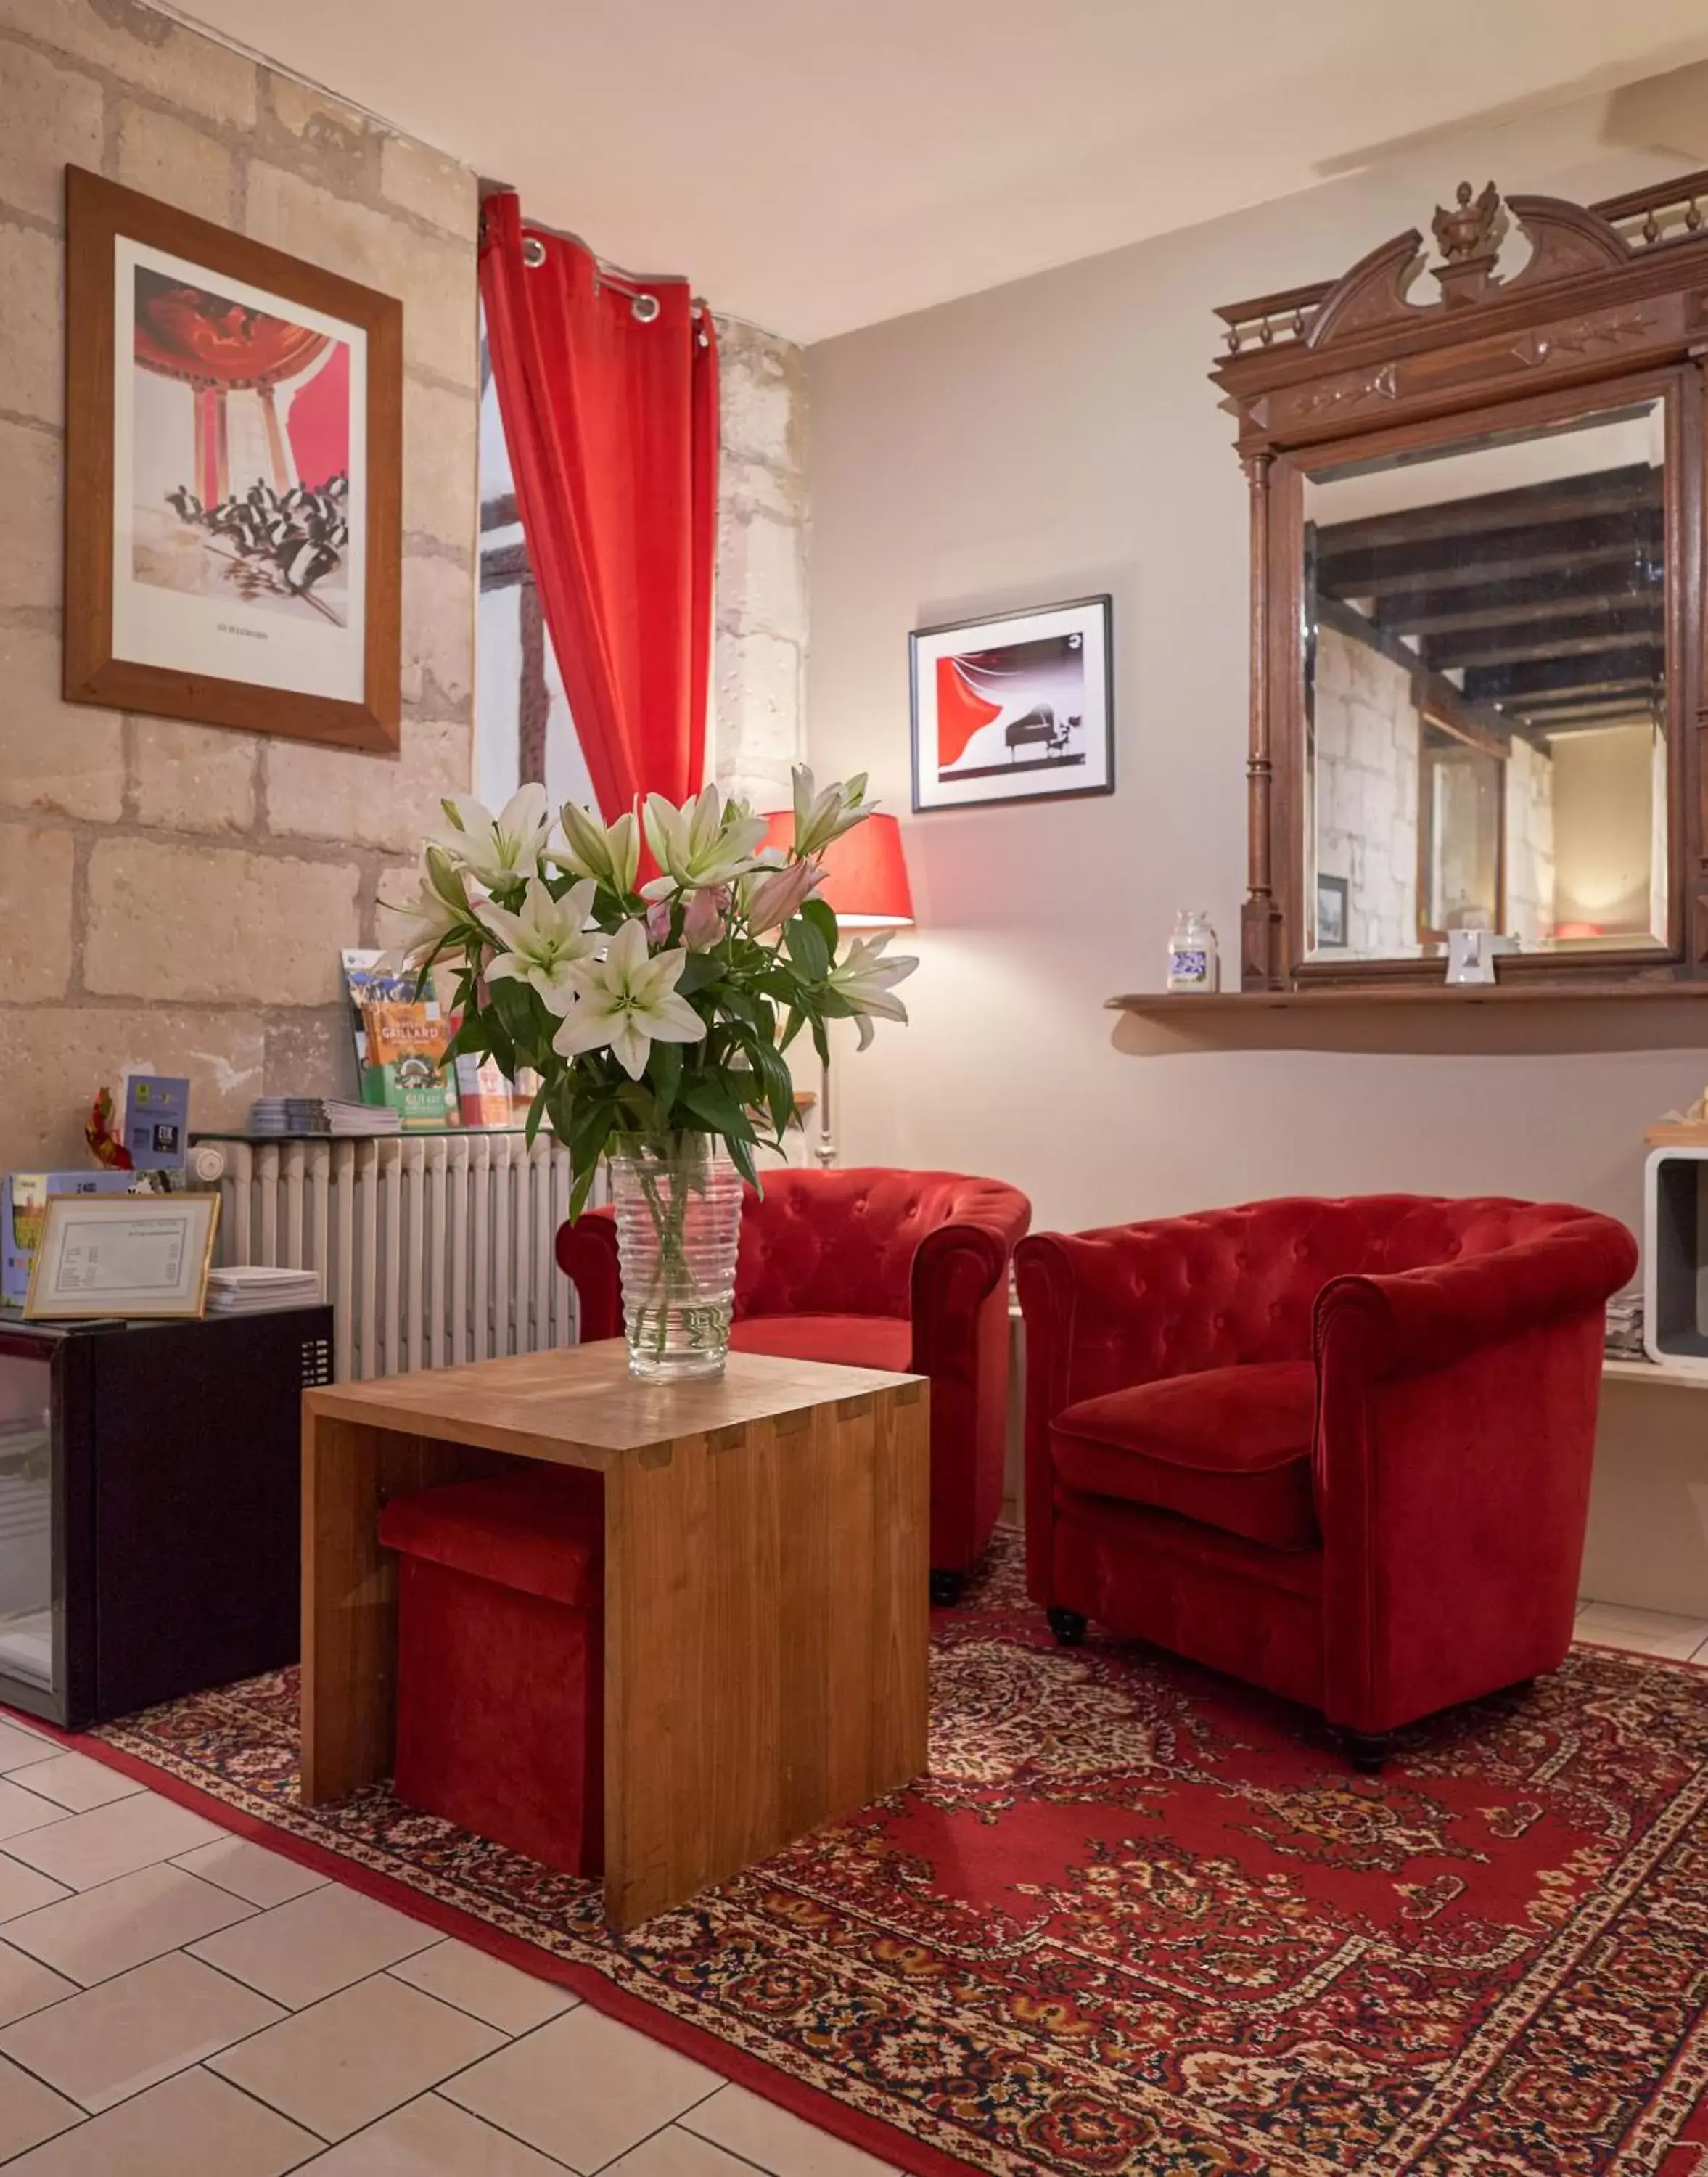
[521,235,546,268]
[631,292,661,324]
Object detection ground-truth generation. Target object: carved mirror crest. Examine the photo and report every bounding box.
[1212,171,1708,991]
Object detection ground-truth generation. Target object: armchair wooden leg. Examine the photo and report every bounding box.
[929,1569,964,1609]
[1047,1607,1088,1647]
[1340,1729,1393,1776]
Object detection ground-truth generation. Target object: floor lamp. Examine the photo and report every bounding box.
[756,809,914,1168]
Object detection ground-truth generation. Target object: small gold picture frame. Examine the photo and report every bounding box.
[24,1193,221,1321]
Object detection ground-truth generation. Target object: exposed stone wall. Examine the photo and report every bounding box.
[710,317,808,812]
[1503,736,1556,948]
[1311,623,1419,955]
[0,0,479,1172]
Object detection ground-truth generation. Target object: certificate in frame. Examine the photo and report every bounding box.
[24,1194,221,1321]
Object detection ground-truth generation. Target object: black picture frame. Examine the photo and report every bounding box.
[909,594,1114,813]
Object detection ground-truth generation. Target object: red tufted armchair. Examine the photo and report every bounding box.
[1017,1195,1636,1766]
[558,1168,1032,1598]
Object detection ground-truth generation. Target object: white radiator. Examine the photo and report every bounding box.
[190,1134,580,1382]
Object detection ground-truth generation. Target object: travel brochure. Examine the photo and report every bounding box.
[340,949,514,1131]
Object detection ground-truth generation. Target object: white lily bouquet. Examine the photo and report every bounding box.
[390,769,918,1377]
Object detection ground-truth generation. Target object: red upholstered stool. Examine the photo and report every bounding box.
[377,1465,604,1877]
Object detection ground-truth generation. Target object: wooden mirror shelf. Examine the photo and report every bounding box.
[1212,169,1708,997]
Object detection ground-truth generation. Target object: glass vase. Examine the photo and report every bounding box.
[607,1133,743,1381]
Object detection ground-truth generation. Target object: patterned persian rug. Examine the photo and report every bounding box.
[69,1535,1708,2177]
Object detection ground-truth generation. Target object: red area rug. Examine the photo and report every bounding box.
[60,1536,1708,2177]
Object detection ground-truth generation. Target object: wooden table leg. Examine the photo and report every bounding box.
[600,1380,929,1930]
[300,1414,506,1805]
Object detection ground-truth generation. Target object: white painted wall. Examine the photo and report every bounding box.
[805,92,1706,1239]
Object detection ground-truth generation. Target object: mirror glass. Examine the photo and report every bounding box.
[1302,402,1667,960]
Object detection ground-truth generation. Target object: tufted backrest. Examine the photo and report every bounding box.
[1031,1194,1604,1408]
[734,1168,1028,1321]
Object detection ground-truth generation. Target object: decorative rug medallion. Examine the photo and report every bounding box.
[64,1536,1708,2176]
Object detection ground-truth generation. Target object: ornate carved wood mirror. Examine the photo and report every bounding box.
[1213,172,1708,993]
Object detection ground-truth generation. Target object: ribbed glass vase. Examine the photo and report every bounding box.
[607,1133,743,1381]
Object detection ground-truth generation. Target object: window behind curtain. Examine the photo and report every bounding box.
[475,316,598,819]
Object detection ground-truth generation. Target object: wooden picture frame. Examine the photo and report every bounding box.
[64,166,402,752]
[910,595,1114,812]
[24,1193,221,1321]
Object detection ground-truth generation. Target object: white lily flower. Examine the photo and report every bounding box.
[381,845,483,975]
[552,918,707,1081]
[437,784,553,890]
[640,782,769,899]
[826,930,919,1050]
[553,802,639,898]
[791,764,872,858]
[478,878,599,1017]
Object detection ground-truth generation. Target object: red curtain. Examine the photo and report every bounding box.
[478,194,718,820]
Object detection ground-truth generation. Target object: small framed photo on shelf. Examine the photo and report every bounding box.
[910,595,1113,812]
[24,1194,221,1322]
[1315,873,1350,950]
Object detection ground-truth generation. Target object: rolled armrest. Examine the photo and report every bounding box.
[1314,1212,1636,1380]
[911,1221,1010,1368]
[554,1208,623,1343]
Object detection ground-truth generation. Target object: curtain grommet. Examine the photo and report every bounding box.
[522,235,547,268]
[631,292,661,324]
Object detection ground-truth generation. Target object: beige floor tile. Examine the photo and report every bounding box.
[0,2054,80,2160]
[173,1836,329,1909]
[0,1782,69,1845]
[441,2004,720,2171]
[0,1723,60,1775]
[3,1792,225,1890]
[388,1939,577,2035]
[0,1939,76,2028]
[210,1974,503,2143]
[294,2090,570,2173]
[1575,1602,1708,1660]
[0,1858,70,1925]
[190,1882,441,2009]
[0,2064,321,2176]
[684,2083,902,2177]
[5,1862,255,1986]
[604,2124,768,2177]
[7,1753,143,1814]
[0,1950,284,2112]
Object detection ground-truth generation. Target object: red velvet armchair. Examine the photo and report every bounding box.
[558,1168,1031,1597]
[1017,1194,1636,1766]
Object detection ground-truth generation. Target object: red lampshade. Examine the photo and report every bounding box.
[758,810,914,928]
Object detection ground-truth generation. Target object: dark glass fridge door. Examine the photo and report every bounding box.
[0,1345,54,1697]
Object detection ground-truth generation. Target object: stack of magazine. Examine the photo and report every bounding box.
[250,1098,400,1138]
[206,1265,323,1315]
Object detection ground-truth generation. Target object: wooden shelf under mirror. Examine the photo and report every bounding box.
[1109,982,1708,1015]
[1212,168,1708,997]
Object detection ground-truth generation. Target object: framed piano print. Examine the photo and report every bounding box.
[63,167,403,752]
[910,594,1114,811]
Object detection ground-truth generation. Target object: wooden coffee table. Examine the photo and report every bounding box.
[300,1340,930,1928]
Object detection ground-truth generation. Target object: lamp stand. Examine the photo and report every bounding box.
[814,1044,837,1168]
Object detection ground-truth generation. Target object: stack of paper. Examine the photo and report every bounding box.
[249,1098,402,1137]
[206,1265,323,1314]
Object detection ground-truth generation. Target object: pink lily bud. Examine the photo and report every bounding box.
[682,884,730,951]
[645,898,673,945]
[747,858,824,936]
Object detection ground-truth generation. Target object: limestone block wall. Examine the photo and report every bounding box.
[0,0,480,1171]
[1311,623,1419,954]
[1503,735,1556,948]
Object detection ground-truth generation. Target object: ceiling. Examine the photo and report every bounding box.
[174,0,1708,340]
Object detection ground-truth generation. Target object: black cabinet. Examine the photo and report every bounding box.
[0,1307,331,1729]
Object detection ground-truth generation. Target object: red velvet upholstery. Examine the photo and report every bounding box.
[379,1467,604,1876]
[1017,1194,1636,1737]
[1053,1361,1319,1551]
[558,1168,1031,1575]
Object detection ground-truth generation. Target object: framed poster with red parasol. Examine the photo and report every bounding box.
[64,168,402,751]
